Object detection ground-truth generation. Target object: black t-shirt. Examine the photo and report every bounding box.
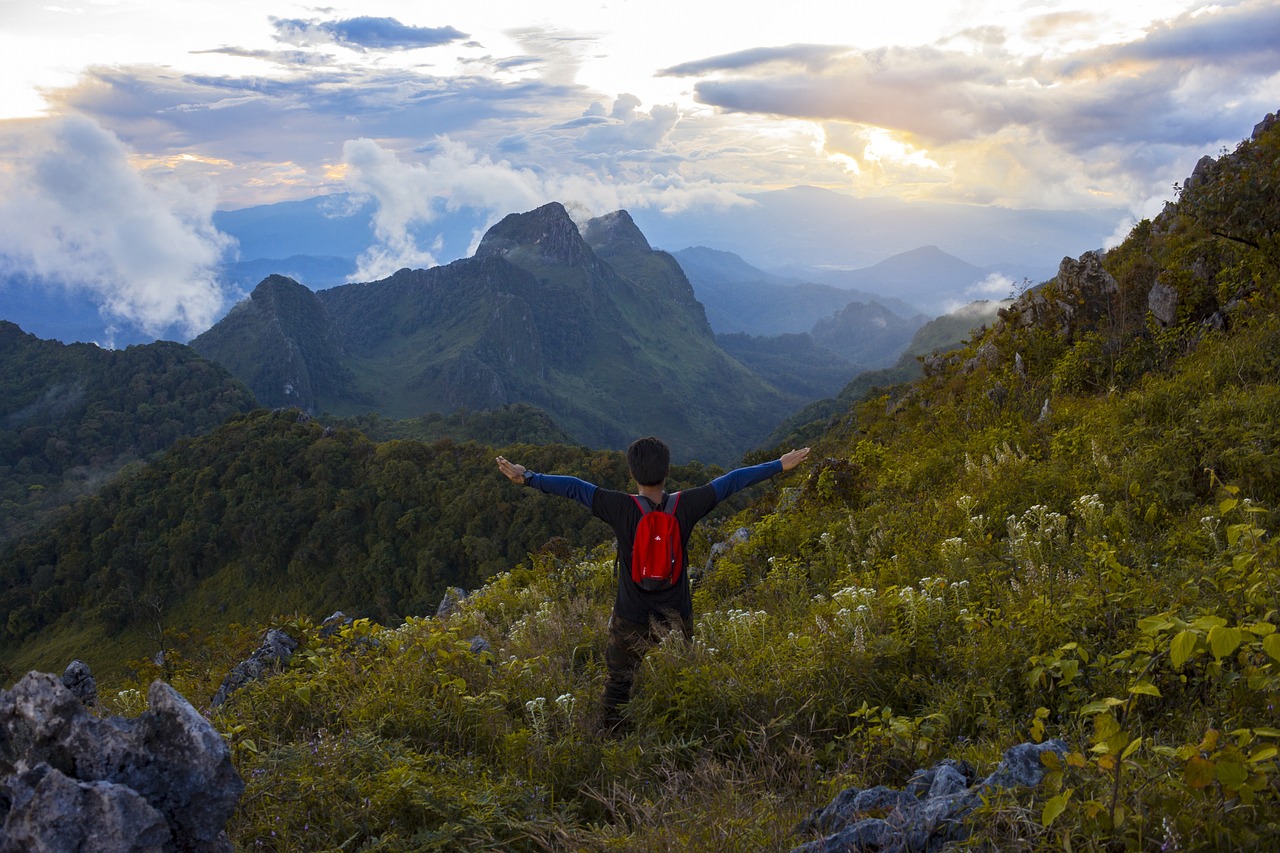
[591,484,719,624]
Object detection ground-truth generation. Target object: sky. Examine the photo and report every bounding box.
[0,0,1278,336]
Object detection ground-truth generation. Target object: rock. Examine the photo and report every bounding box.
[1148,281,1179,326]
[1,672,242,852]
[1253,112,1277,140]
[319,611,354,638]
[60,660,96,707]
[468,636,493,658]
[1182,154,1217,192]
[995,252,1119,344]
[976,739,1068,792]
[436,587,468,618]
[2,763,172,853]
[209,628,298,708]
[704,527,751,574]
[791,741,1068,853]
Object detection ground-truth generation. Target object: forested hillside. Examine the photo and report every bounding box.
[0,410,728,678]
[0,323,257,541]
[7,115,1280,851]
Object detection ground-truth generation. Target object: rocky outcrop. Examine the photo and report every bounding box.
[1148,281,1180,326]
[436,587,469,618]
[1,672,243,852]
[997,252,1119,342]
[209,628,298,708]
[60,659,96,706]
[791,740,1068,853]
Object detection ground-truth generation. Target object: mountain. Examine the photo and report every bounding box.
[781,245,1003,314]
[760,298,1008,449]
[633,185,1122,275]
[5,113,1280,853]
[0,321,257,541]
[671,246,920,335]
[714,333,857,400]
[810,300,929,367]
[192,204,798,465]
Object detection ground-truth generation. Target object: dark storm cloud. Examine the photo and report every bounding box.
[271,16,468,51]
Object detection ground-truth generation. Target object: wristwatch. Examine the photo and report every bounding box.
[522,470,535,485]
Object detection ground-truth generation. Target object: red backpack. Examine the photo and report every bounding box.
[630,493,683,591]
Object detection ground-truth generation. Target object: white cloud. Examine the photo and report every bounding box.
[341,134,748,280]
[0,115,235,338]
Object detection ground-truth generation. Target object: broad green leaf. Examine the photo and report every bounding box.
[1170,630,1199,668]
[1079,697,1125,716]
[1219,498,1239,513]
[1244,621,1276,636]
[1215,760,1249,789]
[1208,625,1244,660]
[1121,738,1142,759]
[1252,726,1280,738]
[1262,635,1280,663]
[1041,789,1073,827]
[1191,615,1228,631]
[1059,659,1080,683]
[1249,746,1278,763]
[1128,680,1162,698]
[1138,616,1174,635]
[295,684,313,704]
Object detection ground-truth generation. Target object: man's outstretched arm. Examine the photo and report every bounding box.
[496,456,597,509]
[710,447,811,502]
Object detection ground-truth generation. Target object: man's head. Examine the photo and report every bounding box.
[627,436,670,486]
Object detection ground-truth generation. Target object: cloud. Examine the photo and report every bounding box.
[341,135,747,280]
[0,115,234,338]
[670,1,1280,171]
[659,44,848,77]
[271,16,468,52]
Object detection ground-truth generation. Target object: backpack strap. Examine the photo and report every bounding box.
[632,492,681,514]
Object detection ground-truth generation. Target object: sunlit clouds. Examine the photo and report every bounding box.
[0,0,1276,335]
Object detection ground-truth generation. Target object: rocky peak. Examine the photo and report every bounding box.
[249,273,314,305]
[474,202,594,269]
[995,250,1120,340]
[582,209,651,254]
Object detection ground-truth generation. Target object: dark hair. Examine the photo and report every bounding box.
[626,436,670,486]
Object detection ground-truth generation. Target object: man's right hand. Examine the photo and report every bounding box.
[496,456,528,484]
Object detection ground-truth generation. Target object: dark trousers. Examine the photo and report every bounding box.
[602,610,693,716]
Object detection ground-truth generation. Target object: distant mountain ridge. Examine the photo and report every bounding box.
[192,204,798,464]
[671,246,920,336]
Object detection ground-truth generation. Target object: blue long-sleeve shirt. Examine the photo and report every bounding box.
[523,459,785,623]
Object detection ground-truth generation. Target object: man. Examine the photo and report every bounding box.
[497,437,810,730]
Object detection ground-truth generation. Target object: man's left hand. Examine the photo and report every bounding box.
[780,447,811,471]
